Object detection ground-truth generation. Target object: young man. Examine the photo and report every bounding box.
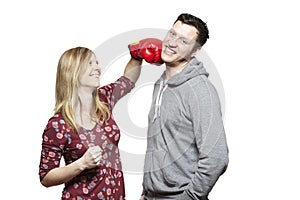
[129,13,229,200]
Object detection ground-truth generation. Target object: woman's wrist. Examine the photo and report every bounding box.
[75,159,85,171]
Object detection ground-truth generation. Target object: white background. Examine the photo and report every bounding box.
[1,0,300,199]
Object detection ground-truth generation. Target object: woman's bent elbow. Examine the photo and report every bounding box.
[40,177,53,188]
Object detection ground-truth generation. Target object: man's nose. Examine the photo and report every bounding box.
[168,37,180,47]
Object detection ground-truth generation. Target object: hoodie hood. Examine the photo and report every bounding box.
[152,57,209,121]
[158,57,209,87]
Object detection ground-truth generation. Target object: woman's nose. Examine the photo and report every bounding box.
[94,63,101,70]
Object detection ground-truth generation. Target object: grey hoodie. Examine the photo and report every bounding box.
[143,58,229,200]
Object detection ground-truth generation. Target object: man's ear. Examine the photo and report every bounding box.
[191,47,201,57]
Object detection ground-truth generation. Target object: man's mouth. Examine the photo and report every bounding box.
[164,46,176,55]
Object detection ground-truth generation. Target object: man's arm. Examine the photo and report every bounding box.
[180,80,229,199]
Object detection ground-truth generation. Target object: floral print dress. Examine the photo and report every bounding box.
[39,76,134,200]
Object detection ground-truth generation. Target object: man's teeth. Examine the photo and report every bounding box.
[166,47,175,54]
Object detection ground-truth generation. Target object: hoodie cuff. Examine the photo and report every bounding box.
[178,191,194,200]
[178,191,209,200]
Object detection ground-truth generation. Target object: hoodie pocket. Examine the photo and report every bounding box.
[162,165,178,186]
[161,152,179,187]
[161,148,198,188]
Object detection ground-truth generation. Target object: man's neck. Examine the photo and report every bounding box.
[165,60,189,80]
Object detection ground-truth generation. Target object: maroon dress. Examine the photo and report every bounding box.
[39,76,134,200]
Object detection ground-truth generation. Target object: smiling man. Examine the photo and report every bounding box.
[136,13,229,200]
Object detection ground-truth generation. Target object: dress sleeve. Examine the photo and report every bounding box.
[98,76,135,110]
[39,116,67,181]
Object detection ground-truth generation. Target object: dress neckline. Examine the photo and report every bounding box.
[79,123,98,132]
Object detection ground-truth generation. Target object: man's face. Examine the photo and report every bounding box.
[161,21,199,65]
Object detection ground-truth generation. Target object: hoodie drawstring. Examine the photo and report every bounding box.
[153,80,168,122]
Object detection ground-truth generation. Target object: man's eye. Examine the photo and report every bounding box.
[169,31,176,37]
[181,40,188,45]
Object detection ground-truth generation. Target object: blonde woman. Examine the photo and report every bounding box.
[39,42,163,200]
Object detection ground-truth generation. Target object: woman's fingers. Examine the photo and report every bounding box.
[88,146,103,163]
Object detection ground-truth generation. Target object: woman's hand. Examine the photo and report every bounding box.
[76,146,103,170]
[41,145,103,187]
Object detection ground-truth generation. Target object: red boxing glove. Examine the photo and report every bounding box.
[129,38,164,65]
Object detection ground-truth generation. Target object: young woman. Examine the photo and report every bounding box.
[39,40,162,200]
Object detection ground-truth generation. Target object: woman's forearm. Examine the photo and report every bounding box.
[41,160,84,187]
[124,58,142,83]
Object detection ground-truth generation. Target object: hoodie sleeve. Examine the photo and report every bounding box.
[184,78,229,199]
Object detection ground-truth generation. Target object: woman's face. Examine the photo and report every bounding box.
[78,54,101,89]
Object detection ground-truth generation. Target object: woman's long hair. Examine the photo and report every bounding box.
[54,47,110,131]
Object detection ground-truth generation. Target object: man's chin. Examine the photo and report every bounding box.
[161,54,175,63]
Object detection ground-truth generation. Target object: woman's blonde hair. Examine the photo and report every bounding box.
[54,47,110,131]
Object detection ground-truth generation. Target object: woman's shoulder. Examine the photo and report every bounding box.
[45,112,69,132]
[47,112,64,123]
